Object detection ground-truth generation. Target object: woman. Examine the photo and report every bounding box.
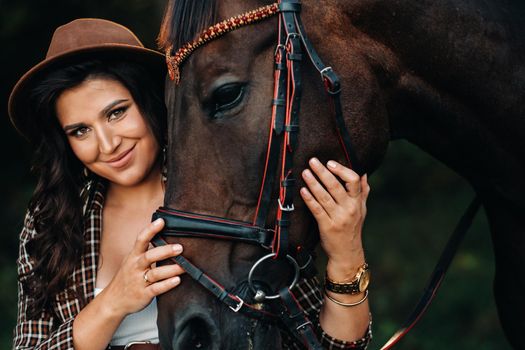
[9,19,371,350]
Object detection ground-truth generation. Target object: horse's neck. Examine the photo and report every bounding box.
[343,0,524,116]
[335,0,525,206]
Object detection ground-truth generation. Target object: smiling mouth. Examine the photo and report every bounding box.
[106,146,135,168]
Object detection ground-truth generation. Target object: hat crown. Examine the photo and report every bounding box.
[46,19,144,59]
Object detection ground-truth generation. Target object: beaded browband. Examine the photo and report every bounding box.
[165,3,280,83]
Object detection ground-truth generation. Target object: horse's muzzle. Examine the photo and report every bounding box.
[171,301,282,350]
[172,309,220,350]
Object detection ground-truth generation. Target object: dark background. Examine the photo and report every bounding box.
[0,1,511,349]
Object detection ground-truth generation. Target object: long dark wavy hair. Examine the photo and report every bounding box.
[23,59,166,317]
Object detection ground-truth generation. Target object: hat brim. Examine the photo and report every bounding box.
[8,43,166,141]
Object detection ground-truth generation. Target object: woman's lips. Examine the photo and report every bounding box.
[106,146,135,168]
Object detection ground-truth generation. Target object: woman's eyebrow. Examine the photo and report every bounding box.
[100,98,129,117]
[63,123,85,132]
[62,99,130,132]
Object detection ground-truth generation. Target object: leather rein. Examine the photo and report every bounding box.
[154,1,481,348]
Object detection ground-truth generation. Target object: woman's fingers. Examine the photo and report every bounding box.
[325,160,362,197]
[307,158,349,205]
[144,264,185,284]
[133,218,165,255]
[361,174,370,199]
[105,218,185,315]
[130,218,183,269]
[140,243,183,268]
[302,166,338,216]
[300,186,330,223]
[147,276,182,296]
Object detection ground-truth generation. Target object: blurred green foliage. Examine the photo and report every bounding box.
[0,1,510,349]
[365,141,510,350]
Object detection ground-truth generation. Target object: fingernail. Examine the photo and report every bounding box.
[300,187,310,197]
[310,157,321,166]
[327,160,337,169]
[173,244,183,253]
[153,218,163,226]
[303,169,312,178]
[172,276,181,285]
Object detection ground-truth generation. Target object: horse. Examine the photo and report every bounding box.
[155,0,525,348]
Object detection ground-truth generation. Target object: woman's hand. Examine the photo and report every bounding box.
[300,158,370,281]
[101,218,184,317]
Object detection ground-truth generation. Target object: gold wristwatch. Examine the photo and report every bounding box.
[325,263,370,294]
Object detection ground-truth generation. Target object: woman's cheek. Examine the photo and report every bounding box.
[70,139,99,164]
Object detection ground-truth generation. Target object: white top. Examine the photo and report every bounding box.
[94,288,159,346]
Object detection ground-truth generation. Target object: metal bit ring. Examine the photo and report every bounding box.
[248,253,300,300]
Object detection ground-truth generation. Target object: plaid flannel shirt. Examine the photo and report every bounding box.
[14,181,371,349]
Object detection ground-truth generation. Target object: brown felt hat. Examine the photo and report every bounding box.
[8,18,166,141]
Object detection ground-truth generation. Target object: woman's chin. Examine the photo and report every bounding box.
[105,170,147,187]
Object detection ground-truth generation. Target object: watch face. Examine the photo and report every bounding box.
[359,269,370,292]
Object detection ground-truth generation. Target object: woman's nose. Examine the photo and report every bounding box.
[96,127,121,154]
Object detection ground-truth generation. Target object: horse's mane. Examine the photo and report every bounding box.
[157,0,218,52]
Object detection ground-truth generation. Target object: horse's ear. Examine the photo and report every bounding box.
[157,0,218,51]
[157,0,175,51]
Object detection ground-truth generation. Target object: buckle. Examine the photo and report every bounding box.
[278,198,295,212]
[229,297,244,312]
[285,32,300,47]
[296,320,312,331]
[124,341,152,350]
[320,66,342,94]
[274,44,286,58]
[320,66,333,78]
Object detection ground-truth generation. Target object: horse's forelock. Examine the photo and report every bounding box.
[157,0,218,52]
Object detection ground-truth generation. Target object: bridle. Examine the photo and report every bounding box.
[155,2,349,347]
[153,1,481,349]
[154,1,354,347]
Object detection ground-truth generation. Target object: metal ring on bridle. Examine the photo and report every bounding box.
[248,253,300,300]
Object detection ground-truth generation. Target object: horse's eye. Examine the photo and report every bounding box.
[208,83,246,119]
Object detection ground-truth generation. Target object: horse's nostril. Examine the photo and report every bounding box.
[174,314,219,350]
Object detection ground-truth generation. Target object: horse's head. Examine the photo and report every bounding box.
[156,0,389,348]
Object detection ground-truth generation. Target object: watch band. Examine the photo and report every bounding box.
[324,263,369,294]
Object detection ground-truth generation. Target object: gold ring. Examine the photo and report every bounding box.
[143,269,151,284]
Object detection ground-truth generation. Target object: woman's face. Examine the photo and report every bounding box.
[55,78,160,187]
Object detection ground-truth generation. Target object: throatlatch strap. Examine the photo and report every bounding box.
[294,13,362,174]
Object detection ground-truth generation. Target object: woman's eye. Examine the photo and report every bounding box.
[108,106,128,121]
[208,83,246,119]
[71,126,90,138]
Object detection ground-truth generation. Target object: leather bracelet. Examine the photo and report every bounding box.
[324,289,369,307]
